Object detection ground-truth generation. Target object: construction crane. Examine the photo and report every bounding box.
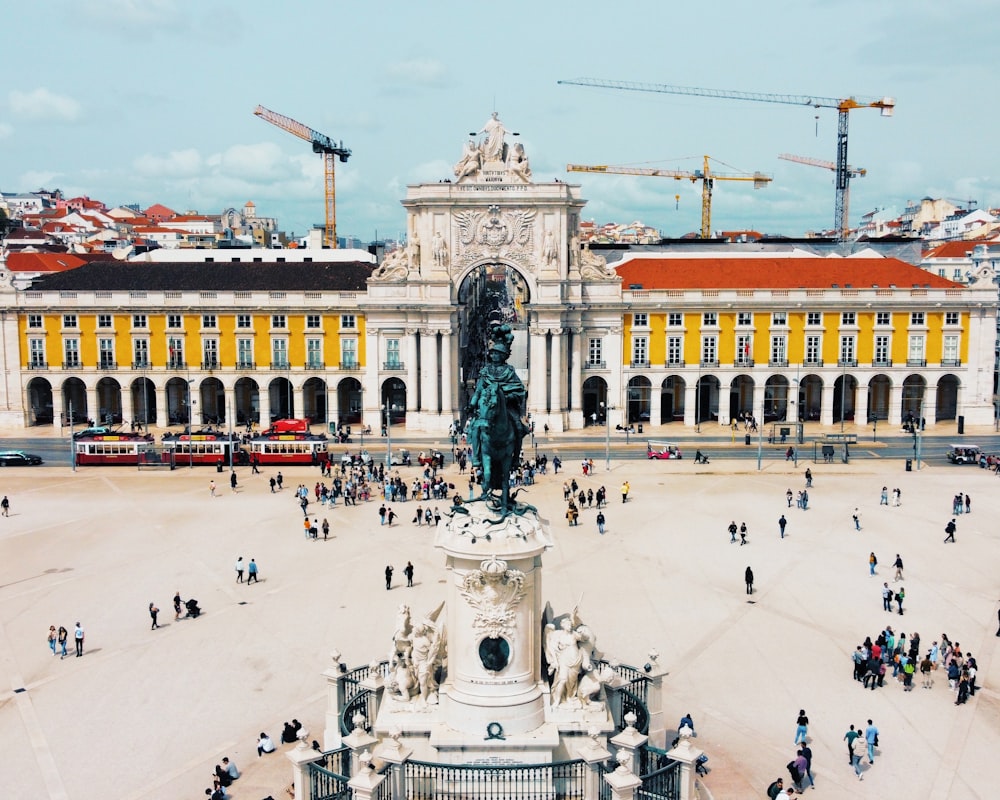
[778,153,865,234]
[566,156,771,239]
[558,78,895,240]
[254,105,351,248]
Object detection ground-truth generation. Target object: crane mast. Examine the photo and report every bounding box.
[254,105,351,248]
[559,78,894,240]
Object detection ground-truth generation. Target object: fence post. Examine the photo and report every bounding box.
[576,728,612,800]
[666,728,703,800]
[374,727,413,799]
[602,750,642,800]
[610,711,648,768]
[348,751,387,800]
[287,736,324,800]
[643,649,668,749]
[344,713,379,775]
[323,650,347,751]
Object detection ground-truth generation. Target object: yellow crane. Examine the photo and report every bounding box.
[254,105,351,248]
[778,154,866,234]
[559,78,894,240]
[566,156,771,239]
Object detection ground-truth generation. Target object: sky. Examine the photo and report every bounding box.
[2,0,998,242]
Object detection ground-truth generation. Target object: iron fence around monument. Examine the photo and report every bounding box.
[403,758,588,800]
[308,761,351,800]
[340,661,389,735]
[637,759,681,800]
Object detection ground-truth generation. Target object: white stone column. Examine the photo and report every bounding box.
[155,385,168,429]
[343,719,378,776]
[606,326,624,412]
[440,329,453,420]
[683,381,697,427]
[287,739,324,800]
[550,328,563,415]
[576,733,612,800]
[364,328,380,419]
[857,382,870,424]
[821,381,836,427]
[88,386,100,425]
[374,731,413,800]
[420,331,439,414]
[121,384,135,427]
[888,381,904,425]
[602,752,642,800]
[528,327,546,416]
[752,381,766,428]
[346,751,386,800]
[643,650,668,749]
[406,329,419,411]
[293,386,304,421]
[570,328,584,427]
[922,384,937,426]
[323,651,346,751]
[650,383,662,429]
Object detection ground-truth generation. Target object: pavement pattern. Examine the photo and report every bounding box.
[0,428,997,799]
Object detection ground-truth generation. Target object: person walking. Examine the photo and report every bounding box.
[620,480,630,503]
[893,554,904,581]
[1,495,9,516]
[739,522,748,546]
[786,488,793,507]
[276,471,284,490]
[852,508,861,530]
[794,709,809,745]
[247,558,259,584]
[322,518,330,540]
[882,582,893,612]
[896,586,906,615]
[251,454,261,474]
[404,561,414,587]
[269,476,277,493]
[843,724,860,765]
[74,622,85,657]
[804,468,813,488]
[149,602,159,630]
[778,515,787,539]
[387,508,397,526]
[209,480,217,497]
[869,552,877,576]
[728,520,738,544]
[745,566,754,595]
[596,510,606,535]
[385,564,394,590]
[173,591,182,620]
[235,556,244,583]
[880,486,888,505]
[944,518,957,543]
[864,719,879,764]
[230,471,238,492]
[48,625,57,655]
[892,487,901,506]
[379,504,387,525]
[57,625,68,658]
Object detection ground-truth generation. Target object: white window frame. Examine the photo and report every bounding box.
[28,314,43,329]
[770,335,786,365]
[306,337,323,368]
[667,312,683,328]
[133,338,149,368]
[771,311,787,326]
[943,334,960,364]
[805,335,821,364]
[702,312,718,327]
[385,338,401,367]
[341,338,357,368]
[631,336,648,366]
[737,312,753,326]
[201,314,217,329]
[63,314,78,329]
[29,338,46,367]
[667,336,683,365]
[306,314,322,329]
[874,335,890,365]
[806,311,822,326]
[841,311,856,326]
[908,334,925,363]
[876,311,891,326]
[97,314,113,329]
[236,314,252,329]
[736,334,753,365]
[588,338,603,366]
[168,337,185,368]
[701,335,718,365]
[840,335,856,365]
[64,338,80,367]
[132,314,148,329]
[202,338,219,368]
[632,312,648,328]
[167,314,183,329]
[237,338,254,368]
[910,311,926,326]
[945,311,960,326]
[341,314,357,330]
[271,314,287,330]
[271,338,289,368]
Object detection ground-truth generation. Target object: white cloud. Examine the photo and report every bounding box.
[0,122,12,139]
[8,88,81,122]
[18,170,62,190]
[133,148,203,178]
[383,58,448,87]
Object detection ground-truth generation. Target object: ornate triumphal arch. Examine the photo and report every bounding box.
[365,113,621,433]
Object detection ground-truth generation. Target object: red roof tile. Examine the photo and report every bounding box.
[6,252,88,273]
[615,255,960,290]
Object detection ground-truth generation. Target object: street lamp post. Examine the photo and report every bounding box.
[384,403,396,468]
[601,401,611,471]
[187,379,195,469]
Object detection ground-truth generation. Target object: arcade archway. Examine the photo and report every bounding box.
[337,378,363,425]
[27,377,53,426]
[582,376,608,425]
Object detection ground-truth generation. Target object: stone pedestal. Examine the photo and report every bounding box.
[667,732,703,800]
[287,740,324,800]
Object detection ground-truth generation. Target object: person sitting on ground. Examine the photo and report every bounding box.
[214,764,232,788]
[222,757,239,780]
[257,731,276,756]
[281,721,298,744]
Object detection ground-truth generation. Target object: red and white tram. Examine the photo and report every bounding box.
[74,432,161,466]
[247,426,329,465]
[161,430,243,466]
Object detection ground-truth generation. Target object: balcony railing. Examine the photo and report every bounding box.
[583,360,607,370]
[766,359,786,368]
[28,361,48,370]
[306,361,325,370]
[383,361,405,370]
[99,360,118,370]
[837,358,858,367]
[803,358,824,367]
[871,359,893,368]
[630,360,650,368]
[62,360,81,369]
[201,359,220,370]
[339,360,359,370]
[270,360,290,370]
[237,360,256,370]
[906,358,927,367]
[941,358,962,367]
[700,359,720,368]
[736,358,756,368]
[131,360,150,370]
[665,359,685,368]
[167,358,186,370]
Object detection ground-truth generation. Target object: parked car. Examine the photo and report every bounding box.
[0,451,43,466]
[946,444,982,464]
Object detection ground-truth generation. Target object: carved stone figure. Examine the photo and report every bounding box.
[391,603,412,661]
[431,231,449,268]
[544,611,596,707]
[466,324,529,514]
[542,230,558,266]
[454,139,482,181]
[579,243,619,281]
[409,235,421,270]
[370,246,409,282]
[409,622,442,705]
[577,663,619,707]
[506,142,531,183]
[479,111,508,162]
[388,652,417,702]
[460,556,526,639]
